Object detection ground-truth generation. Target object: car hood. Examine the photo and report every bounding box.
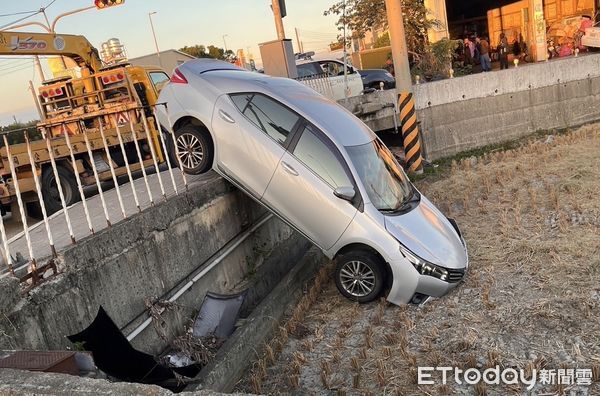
[384,197,467,269]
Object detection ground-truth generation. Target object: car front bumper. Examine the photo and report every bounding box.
[386,257,467,306]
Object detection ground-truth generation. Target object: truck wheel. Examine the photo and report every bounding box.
[334,250,385,303]
[172,125,213,175]
[41,165,79,214]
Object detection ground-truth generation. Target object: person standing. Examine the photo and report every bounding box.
[499,33,509,70]
[464,38,473,65]
[478,37,492,72]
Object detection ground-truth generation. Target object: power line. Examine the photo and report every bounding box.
[0,11,40,30]
[0,61,31,72]
[0,10,39,18]
[0,61,33,72]
[0,61,33,77]
[0,0,59,30]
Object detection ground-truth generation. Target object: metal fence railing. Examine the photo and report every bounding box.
[295,74,335,100]
[0,104,188,288]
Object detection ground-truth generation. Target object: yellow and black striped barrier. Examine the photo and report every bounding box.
[398,91,423,173]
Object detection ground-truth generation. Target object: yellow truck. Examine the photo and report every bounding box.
[0,30,172,214]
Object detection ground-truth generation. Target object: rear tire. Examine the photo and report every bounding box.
[172,125,213,175]
[334,250,385,303]
[41,165,79,214]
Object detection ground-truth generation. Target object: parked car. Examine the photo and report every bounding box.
[357,68,396,90]
[156,58,468,305]
[296,59,363,100]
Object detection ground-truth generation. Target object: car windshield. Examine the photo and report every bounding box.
[346,139,413,212]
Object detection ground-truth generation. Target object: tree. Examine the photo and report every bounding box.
[324,0,438,56]
[179,44,235,61]
[374,32,390,48]
[179,45,210,58]
[0,120,41,145]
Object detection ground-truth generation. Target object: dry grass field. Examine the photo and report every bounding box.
[237,125,600,396]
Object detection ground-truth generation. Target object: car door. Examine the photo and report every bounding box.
[212,93,301,199]
[262,123,358,250]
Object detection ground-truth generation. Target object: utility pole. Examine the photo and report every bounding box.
[385,0,411,92]
[34,56,45,81]
[222,34,229,53]
[295,27,303,53]
[148,12,162,68]
[271,0,286,40]
[384,0,423,173]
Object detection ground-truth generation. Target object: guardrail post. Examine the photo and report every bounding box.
[98,119,127,220]
[80,122,111,228]
[152,107,178,196]
[128,117,154,206]
[113,115,141,213]
[43,128,76,244]
[24,130,56,258]
[137,108,166,201]
[62,124,95,235]
[2,134,38,279]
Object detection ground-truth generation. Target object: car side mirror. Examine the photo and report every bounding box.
[334,186,356,202]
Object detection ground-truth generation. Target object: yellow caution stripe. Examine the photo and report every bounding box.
[398,92,423,173]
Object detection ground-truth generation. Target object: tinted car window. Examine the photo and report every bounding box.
[293,126,352,189]
[230,93,300,145]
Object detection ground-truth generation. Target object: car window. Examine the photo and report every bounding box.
[319,61,344,76]
[297,63,322,78]
[230,93,300,145]
[293,125,352,189]
[149,71,170,93]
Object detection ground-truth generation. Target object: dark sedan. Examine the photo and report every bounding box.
[358,69,396,90]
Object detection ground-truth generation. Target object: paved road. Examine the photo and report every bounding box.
[1,167,220,277]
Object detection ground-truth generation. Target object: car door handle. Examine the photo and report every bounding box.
[218,109,235,124]
[281,161,299,176]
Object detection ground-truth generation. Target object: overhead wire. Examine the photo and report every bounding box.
[0,60,33,77]
[0,0,59,30]
[0,61,34,73]
[0,10,39,18]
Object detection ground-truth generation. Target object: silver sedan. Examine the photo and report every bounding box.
[156,58,468,305]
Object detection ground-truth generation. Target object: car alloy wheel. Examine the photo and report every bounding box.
[334,251,384,303]
[172,125,213,175]
[339,260,376,297]
[176,132,204,171]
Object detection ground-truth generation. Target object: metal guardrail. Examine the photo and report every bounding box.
[0,104,188,288]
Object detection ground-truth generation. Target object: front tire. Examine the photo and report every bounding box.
[334,251,385,303]
[172,125,213,175]
[41,164,79,214]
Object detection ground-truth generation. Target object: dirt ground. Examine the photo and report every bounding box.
[236,124,600,395]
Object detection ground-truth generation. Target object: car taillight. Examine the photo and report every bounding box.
[171,68,188,84]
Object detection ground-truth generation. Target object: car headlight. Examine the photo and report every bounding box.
[399,245,449,282]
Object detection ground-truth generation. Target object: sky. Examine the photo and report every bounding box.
[0,0,341,126]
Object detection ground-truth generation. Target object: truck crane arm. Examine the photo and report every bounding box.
[0,30,103,73]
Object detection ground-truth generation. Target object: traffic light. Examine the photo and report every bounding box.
[94,0,125,9]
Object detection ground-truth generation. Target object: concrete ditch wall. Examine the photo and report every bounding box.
[341,53,600,160]
[0,174,311,356]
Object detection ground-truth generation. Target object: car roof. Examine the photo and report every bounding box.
[181,59,374,147]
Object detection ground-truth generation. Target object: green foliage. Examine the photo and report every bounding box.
[0,119,41,145]
[374,32,390,48]
[179,45,236,61]
[179,45,211,58]
[324,0,439,56]
[411,38,460,81]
